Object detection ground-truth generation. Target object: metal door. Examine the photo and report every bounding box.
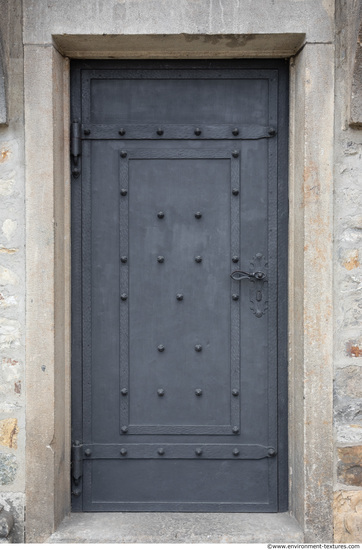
[71,60,288,512]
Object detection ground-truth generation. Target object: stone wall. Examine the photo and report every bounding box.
[334,0,362,543]
[0,0,25,543]
[0,0,361,543]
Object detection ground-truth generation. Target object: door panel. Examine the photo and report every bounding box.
[71,60,288,512]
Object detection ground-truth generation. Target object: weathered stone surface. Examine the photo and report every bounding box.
[47,512,304,544]
[0,454,17,485]
[0,419,18,449]
[0,317,20,350]
[0,505,14,538]
[0,493,24,543]
[0,267,18,288]
[334,490,362,543]
[338,447,362,486]
[340,249,360,271]
[335,367,362,399]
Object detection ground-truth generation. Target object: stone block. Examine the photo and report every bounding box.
[0,454,17,485]
[0,505,14,538]
[0,419,18,449]
[334,490,362,543]
[335,367,362,399]
[338,447,362,486]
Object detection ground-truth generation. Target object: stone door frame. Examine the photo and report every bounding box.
[24,34,334,542]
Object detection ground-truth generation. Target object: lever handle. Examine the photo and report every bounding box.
[230,270,267,281]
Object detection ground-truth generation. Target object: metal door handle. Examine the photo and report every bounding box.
[230,270,267,281]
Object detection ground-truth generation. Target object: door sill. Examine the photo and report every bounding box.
[47,512,303,543]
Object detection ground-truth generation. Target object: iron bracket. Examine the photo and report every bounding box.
[71,440,83,496]
[71,120,81,178]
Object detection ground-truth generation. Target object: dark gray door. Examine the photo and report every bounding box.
[71,60,288,512]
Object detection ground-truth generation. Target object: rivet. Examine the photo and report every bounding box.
[232,128,239,136]
[157,388,165,396]
[84,128,91,135]
[195,448,203,456]
[232,426,239,434]
[158,448,165,455]
[268,128,276,136]
[121,426,128,433]
[195,388,203,396]
[158,345,165,352]
[176,294,184,301]
[268,447,277,457]
[233,448,240,456]
[120,151,127,158]
[232,188,239,196]
[121,256,128,263]
[232,256,239,263]
[121,293,128,301]
[195,256,202,263]
[157,211,165,219]
[195,212,202,219]
[120,448,127,456]
[232,389,239,396]
[232,294,239,301]
[119,128,126,136]
[84,449,92,457]
[157,256,165,263]
[121,388,128,396]
[194,128,202,136]
[195,344,202,352]
[120,189,128,196]
[72,489,81,497]
[256,253,263,259]
[232,151,239,158]
[157,128,164,136]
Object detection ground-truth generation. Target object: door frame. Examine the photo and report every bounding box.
[24,35,334,542]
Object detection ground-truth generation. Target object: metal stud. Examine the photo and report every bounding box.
[158,345,165,352]
[195,448,203,456]
[157,211,165,219]
[84,449,92,457]
[232,151,239,158]
[195,389,203,396]
[195,344,202,352]
[232,256,239,263]
[121,388,128,396]
[195,256,202,263]
[121,293,128,301]
[232,128,239,136]
[72,489,81,497]
[233,448,240,456]
[120,151,127,158]
[268,447,277,457]
[268,128,276,136]
[157,448,165,456]
[194,128,202,136]
[176,294,184,301]
[84,128,91,136]
[232,426,240,434]
[157,128,164,136]
[232,294,239,301]
[157,256,165,263]
[121,426,128,433]
[232,188,239,196]
[121,256,128,263]
[157,388,165,397]
[119,128,126,136]
[195,212,202,219]
[232,389,239,397]
[120,448,127,456]
[120,189,128,196]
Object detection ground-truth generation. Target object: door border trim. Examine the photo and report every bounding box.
[24,37,334,542]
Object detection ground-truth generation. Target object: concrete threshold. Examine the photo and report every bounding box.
[47,512,304,543]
